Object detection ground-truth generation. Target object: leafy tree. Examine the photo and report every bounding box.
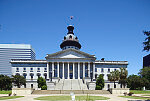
[139,67,150,89]
[119,68,128,88]
[12,75,26,88]
[143,31,150,51]
[127,75,149,90]
[108,70,120,88]
[37,77,47,90]
[0,75,12,90]
[96,74,104,90]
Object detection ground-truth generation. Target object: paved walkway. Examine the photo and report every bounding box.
[0,94,146,101]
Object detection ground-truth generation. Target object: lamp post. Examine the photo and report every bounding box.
[90,71,93,82]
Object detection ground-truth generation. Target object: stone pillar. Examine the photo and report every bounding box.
[83,62,85,78]
[57,62,59,78]
[93,62,95,79]
[62,62,64,79]
[68,62,70,79]
[73,62,75,79]
[78,62,80,79]
[52,62,54,77]
[88,62,90,77]
[47,62,49,79]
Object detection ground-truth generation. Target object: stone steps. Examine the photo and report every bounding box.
[32,90,111,94]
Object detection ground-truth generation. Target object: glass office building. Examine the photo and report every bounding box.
[0,44,35,76]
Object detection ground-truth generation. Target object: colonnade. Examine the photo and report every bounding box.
[47,62,95,79]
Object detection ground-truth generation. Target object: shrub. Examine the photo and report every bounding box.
[128,92,134,96]
[41,85,47,90]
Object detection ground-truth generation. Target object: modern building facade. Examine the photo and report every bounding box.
[143,54,150,68]
[0,44,35,76]
[11,25,128,90]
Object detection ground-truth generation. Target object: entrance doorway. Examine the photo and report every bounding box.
[69,63,73,79]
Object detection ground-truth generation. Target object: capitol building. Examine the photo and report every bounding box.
[11,25,128,90]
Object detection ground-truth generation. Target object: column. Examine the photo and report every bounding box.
[68,62,69,79]
[62,62,64,79]
[88,62,90,77]
[78,62,80,79]
[47,62,49,79]
[93,62,95,79]
[73,62,75,79]
[52,62,54,77]
[83,62,85,78]
[57,62,59,78]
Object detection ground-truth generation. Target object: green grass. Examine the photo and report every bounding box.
[0,96,24,100]
[0,90,12,94]
[130,90,150,94]
[142,95,150,96]
[34,95,110,101]
[119,96,150,100]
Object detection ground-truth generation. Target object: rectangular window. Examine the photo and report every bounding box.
[114,69,116,71]
[101,68,104,72]
[108,68,110,72]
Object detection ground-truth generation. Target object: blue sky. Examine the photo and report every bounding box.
[0,0,150,75]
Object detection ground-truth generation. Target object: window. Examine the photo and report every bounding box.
[101,68,104,72]
[69,35,72,39]
[23,68,26,72]
[114,69,116,71]
[108,68,110,72]
[44,73,47,79]
[37,68,40,72]
[31,84,33,88]
[44,68,47,72]
[30,68,33,72]
[30,73,34,80]
[16,68,19,72]
[37,73,41,78]
[23,73,27,78]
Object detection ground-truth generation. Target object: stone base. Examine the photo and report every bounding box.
[109,88,129,94]
[87,82,96,90]
[12,88,34,96]
[47,82,55,90]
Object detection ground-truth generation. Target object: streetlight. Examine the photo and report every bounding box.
[90,71,93,82]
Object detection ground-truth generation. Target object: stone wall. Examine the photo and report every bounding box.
[12,88,34,96]
[109,88,129,94]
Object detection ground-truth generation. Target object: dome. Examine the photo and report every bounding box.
[60,25,81,50]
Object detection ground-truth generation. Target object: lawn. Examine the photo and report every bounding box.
[0,96,24,100]
[130,90,150,94]
[34,95,110,101]
[0,90,12,94]
[143,95,150,97]
[119,96,150,100]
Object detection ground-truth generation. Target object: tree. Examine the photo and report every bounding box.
[143,31,150,51]
[119,68,128,88]
[12,75,26,88]
[37,77,47,90]
[0,75,12,90]
[96,74,104,90]
[127,75,149,90]
[139,67,150,89]
[108,70,120,88]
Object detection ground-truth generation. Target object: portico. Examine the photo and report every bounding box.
[47,62,95,79]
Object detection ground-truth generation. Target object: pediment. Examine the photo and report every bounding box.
[46,48,96,59]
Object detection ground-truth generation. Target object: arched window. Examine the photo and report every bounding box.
[37,73,41,78]
[69,35,72,39]
[30,73,34,80]
[23,73,27,78]
[75,37,78,40]
[16,73,20,76]
[64,36,66,40]
[44,73,47,80]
